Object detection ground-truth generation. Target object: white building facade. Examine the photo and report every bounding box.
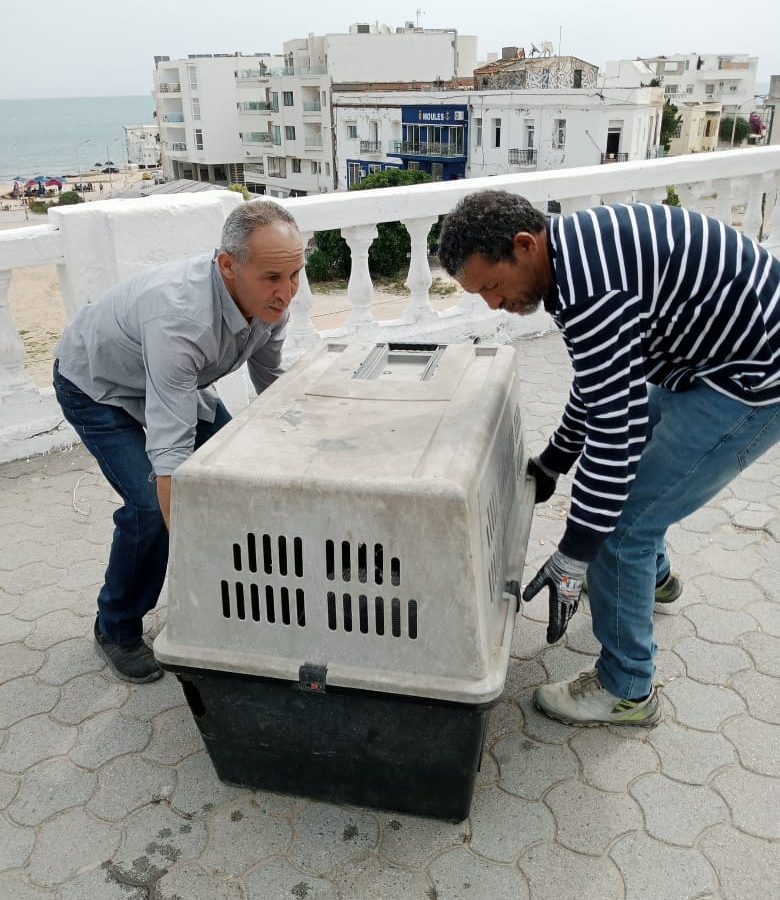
[123,125,161,168]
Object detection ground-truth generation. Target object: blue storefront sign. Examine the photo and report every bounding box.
[392,105,468,180]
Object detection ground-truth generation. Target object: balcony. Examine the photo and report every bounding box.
[157,82,181,93]
[360,140,382,154]
[303,101,322,113]
[508,149,537,167]
[242,133,273,146]
[601,152,629,164]
[244,163,265,178]
[237,101,278,114]
[165,142,188,153]
[237,68,270,82]
[304,136,324,150]
[387,140,466,159]
[1,146,779,468]
[162,113,185,123]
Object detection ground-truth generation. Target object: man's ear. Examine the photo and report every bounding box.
[217,251,236,283]
[512,231,538,256]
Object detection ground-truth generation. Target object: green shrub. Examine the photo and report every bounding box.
[56,191,83,206]
[304,248,332,282]
[28,201,49,214]
[227,183,250,200]
[664,186,681,207]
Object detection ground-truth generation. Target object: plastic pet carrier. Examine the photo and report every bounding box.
[154,341,535,820]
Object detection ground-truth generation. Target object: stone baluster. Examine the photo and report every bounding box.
[401,215,438,322]
[341,224,378,331]
[0,270,31,402]
[742,175,765,240]
[761,178,780,252]
[712,178,735,225]
[287,230,320,349]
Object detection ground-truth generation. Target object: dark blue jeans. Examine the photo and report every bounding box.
[53,361,230,643]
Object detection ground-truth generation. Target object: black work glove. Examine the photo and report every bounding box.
[523,550,587,643]
[527,456,559,504]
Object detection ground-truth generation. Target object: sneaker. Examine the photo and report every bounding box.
[654,572,683,604]
[533,669,660,727]
[94,617,162,684]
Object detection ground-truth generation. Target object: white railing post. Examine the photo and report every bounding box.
[0,271,31,400]
[401,215,438,322]
[742,175,766,240]
[341,224,378,330]
[712,178,735,225]
[762,180,780,253]
[287,230,320,350]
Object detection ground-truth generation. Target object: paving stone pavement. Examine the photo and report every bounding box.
[0,332,778,900]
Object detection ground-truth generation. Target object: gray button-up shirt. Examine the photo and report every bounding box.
[56,252,287,476]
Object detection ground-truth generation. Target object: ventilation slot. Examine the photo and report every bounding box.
[265,585,275,623]
[323,594,417,638]
[220,580,306,627]
[324,540,400,588]
[251,583,260,621]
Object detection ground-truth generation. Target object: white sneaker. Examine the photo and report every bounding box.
[533,669,660,727]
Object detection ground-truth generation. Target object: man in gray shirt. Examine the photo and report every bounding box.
[53,200,304,683]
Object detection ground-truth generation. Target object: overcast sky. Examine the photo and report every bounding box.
[1,0,778,99]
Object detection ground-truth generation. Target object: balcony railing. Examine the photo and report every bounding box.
[162,113,185,123]
[360,140,382,154]
[237,101,278,114]
[508,149,537,166]
[157,82,181,93]
[601,152,629,164]
[305,136,324,150]
[165,142,187,152]
[303,101,322,113]
[244,164,265,178]
[1,147,779,463]
[237,69,270,81]
[388,140,466,158]
[242,133,273,145]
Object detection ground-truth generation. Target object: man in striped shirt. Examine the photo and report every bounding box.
[438,190,779,727]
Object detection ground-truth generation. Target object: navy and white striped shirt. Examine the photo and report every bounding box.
[539,203,779,562]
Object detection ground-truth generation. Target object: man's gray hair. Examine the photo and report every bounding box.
[220,200,299,263]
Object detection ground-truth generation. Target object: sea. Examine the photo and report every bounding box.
[0,95,156,182]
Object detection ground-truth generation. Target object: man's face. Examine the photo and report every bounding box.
[457,232,554,316]
[218,223,305,325]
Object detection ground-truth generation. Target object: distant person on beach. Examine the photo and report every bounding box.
[53,201,304,684]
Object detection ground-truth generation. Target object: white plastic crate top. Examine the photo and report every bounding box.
[154,341,535,704]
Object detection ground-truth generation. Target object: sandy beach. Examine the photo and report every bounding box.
[2,187,461,389]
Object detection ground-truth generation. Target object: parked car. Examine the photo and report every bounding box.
[102,167,119,174]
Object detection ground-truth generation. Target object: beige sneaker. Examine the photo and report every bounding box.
[533,669,660,727]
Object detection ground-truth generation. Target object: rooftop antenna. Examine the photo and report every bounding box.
[416,7,424,28]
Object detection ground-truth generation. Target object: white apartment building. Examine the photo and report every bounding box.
[640,52,758,116]
[123,124,160,168]
[334,84,664,189]
[152,24,476,198]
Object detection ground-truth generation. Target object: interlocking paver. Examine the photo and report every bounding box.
[629,773,727,846]
[0,676,59,728]
[429,847,529,900]
[721,715,780,777]
[570,728,659,792]
[712,766,780,839]
[7,757,97,826]
[288,803,378,876]
[609,833,717,900]
[647,720,735,785]
[494,734,577,800]
[518,842,623,900]
[699,824,780,900]
[545,780,643,855]
[245,859,337,900]
[0,331,777,900]
[25,807,121,886]
[468,786,553,862]
[200,797,291,876]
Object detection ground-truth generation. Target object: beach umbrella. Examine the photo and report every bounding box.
[44,177,63,187]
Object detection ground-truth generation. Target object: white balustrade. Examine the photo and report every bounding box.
[1,146,780,463]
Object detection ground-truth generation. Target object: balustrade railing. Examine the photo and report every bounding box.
[1,147,779,463]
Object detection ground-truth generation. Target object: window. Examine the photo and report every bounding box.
[310,160,320,174]
[270,91,279,110]
[348,162,362,185]
[553,119,566,149]
[672,121,682,139]
[194,129,203,150]
[347,124,358,139]
[272,125,281,145]
[474,117,482,147]
[292,158,301,173]
[368,163,382,174]
[191,97,201,120]
[267,156,287,178]
[187,65,198,90]
[283,91,294,107]
[325,162,330,175]
[573,69,582,89]
[408,161,420,170]
[526,122,535,150]
[321,91,327,106]
[285,125,296,141]
[492,117,501,148]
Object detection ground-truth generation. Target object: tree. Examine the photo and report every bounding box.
[660,101,681,152]
[308,167,435,282]
[718,116,750,145]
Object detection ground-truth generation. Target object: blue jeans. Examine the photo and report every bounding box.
[587,382,780,700]
[53,362,230,643]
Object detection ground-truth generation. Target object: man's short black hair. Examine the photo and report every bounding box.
[438,190,546,277]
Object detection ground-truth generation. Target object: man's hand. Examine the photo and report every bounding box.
[527,456,559,504]
[156,475,171,530]
[523,550,587,643]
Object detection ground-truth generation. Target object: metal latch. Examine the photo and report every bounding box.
[298,662,327,692]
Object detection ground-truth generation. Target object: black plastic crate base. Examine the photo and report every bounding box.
[167,664,497,822]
